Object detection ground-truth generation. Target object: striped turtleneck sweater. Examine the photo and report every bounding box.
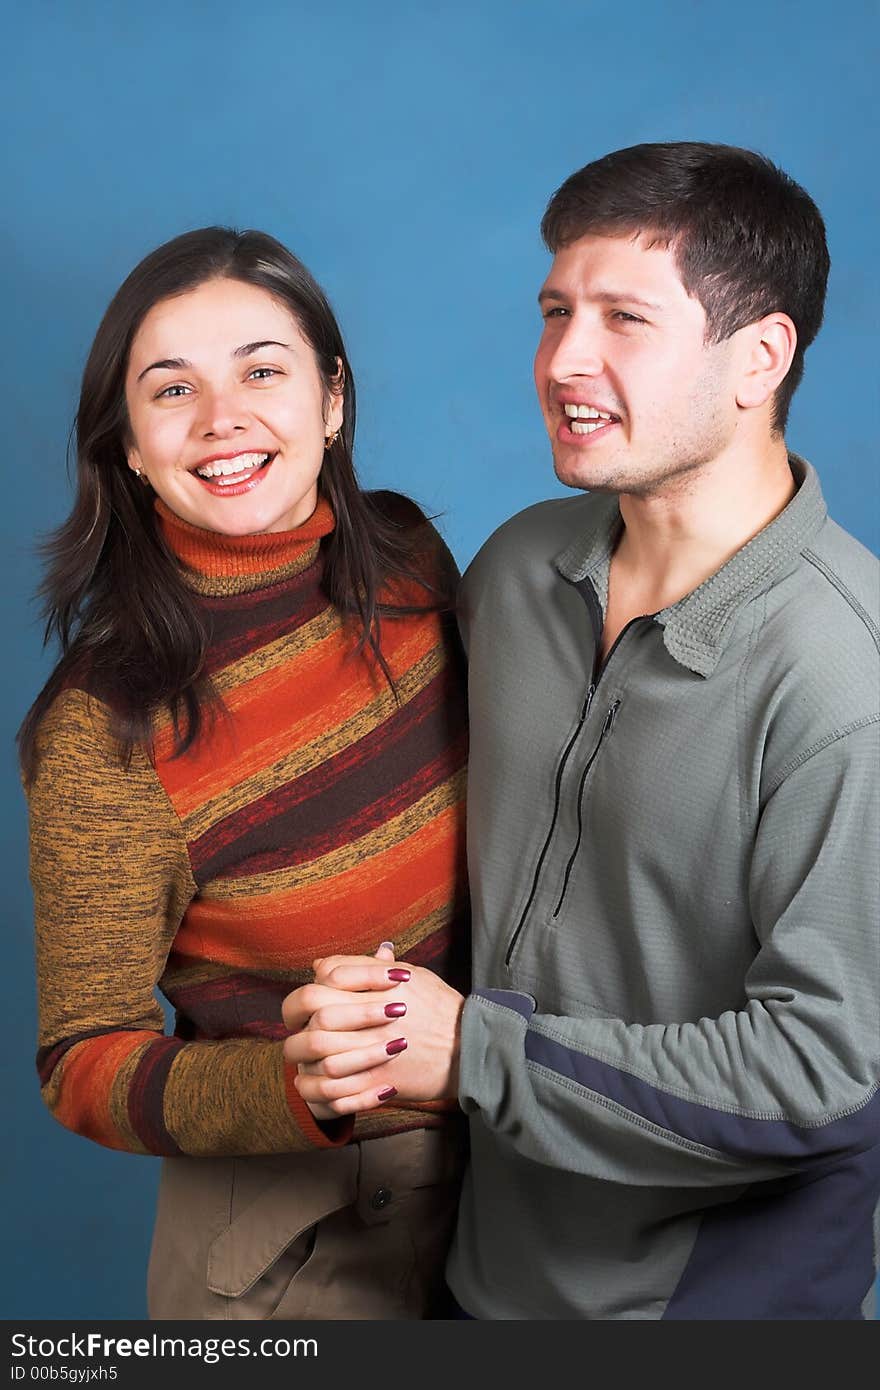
[28,493,469,1156]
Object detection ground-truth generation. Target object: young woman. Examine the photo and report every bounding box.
[19,228,469,1320]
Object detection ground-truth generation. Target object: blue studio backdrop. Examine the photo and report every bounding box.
[2,0,877,1320]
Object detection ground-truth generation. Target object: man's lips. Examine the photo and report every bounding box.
[557,417,620,445]
[554,405,620,445]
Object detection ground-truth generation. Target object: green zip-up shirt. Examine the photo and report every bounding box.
[448,456,880,1320]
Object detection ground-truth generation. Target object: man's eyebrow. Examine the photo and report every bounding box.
[538,288,663,311]
[136,341,292,383]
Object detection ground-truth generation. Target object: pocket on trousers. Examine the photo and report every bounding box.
[206,1145,357,1301]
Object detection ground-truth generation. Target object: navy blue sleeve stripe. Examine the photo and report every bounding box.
[473,988,536,1021]
[524,1028,880,1161]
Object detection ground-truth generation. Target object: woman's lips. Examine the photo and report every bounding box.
[193,454,275,496]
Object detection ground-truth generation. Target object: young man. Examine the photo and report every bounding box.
[286,144,880,1320]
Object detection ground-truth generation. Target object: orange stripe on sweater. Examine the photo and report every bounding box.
[51,1032,155,1151]
[157,620,439,815]
[175,806,461,969]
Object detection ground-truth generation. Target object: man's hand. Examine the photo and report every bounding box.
[282,942,402,1121]
[284,951,464,1117]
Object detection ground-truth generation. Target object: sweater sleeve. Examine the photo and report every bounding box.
[29,689,352,1157]
[459,721,880,1187]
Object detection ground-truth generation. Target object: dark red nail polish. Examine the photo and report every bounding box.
[385,1002,407,1018]
[387,968,410,982]
[377,1087,397,1102]
[386,1037,407,1055]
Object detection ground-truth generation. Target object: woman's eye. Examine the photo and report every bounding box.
[248,367,278,381]
[156,383,191,399]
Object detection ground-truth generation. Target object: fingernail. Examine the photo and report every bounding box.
[384,1002,407,1018]
[378,941,395,952]
[387,968,410,982]
[386,1037,408,1055]
[377,1087,398,1102]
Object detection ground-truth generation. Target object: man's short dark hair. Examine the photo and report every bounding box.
[541,142,830,432]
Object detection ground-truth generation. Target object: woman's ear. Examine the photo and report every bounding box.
[126,443,147,481]
[325,357,345,434]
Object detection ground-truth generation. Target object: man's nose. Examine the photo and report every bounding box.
[547,319,604,381]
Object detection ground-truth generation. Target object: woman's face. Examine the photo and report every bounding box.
[124,277,343,535]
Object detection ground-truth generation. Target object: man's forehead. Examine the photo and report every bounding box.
[539,231,689,304]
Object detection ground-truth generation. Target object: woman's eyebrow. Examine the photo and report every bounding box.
[137,341,292,383]
[137,356,189,383]
[232,339,291,358]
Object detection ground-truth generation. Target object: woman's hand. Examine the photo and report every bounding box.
[288,954,464,1117]
[282,942,403,1120]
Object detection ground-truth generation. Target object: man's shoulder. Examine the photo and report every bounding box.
[754,514,879,753]
[462,492,604,591]
[802,515,880,630]
[769,513,880,667]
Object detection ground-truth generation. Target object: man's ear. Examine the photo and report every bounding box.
[735,313,797,411]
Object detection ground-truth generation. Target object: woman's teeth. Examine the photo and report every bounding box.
[196,452,271,482]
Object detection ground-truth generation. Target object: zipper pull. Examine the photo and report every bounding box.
[581,683,596,721]
[602,699,621,734]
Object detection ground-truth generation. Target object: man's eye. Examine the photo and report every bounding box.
[613,311,645,324]
[542,306,569,319]
[156,383,191,399]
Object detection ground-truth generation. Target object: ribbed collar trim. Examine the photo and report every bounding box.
[554,455,827,677]
[155,496,335,595]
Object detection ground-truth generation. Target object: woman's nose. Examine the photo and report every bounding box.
[196,386,249,439]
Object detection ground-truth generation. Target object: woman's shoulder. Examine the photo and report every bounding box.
[367,490,458,587]
[366,489,432,529]
[22,659,146,792]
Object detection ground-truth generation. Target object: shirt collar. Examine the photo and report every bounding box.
[554,454,827,677]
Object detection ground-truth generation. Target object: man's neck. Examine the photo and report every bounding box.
[597,436,795,663]
[612,436,795,613]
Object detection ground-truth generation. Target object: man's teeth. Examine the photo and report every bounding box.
[564,404,614,421]
[196,452,270,481]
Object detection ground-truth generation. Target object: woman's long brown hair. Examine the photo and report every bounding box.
[18,228,451,781]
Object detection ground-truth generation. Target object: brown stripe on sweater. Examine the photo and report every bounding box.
[197,773,466,899]
[190,666,466,881]
[204,731,466,883]
[200,566,330,674]
[164,972,291,1040]
[175,643,447,840]
[127,1038,186,1155]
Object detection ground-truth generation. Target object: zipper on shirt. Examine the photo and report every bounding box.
[551,699,620,919]
[504,683,597,967]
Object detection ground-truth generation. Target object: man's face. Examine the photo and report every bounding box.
[534,232,740,497]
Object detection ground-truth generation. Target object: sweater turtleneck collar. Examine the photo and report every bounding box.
[154,496,336,597]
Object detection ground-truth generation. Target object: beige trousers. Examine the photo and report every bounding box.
[147,1127,464,1320]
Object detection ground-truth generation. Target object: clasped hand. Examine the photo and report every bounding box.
[282,945,464,1119]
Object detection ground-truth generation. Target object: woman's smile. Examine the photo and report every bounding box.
[125,277,343,535]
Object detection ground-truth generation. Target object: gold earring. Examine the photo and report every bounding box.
[132,467,150,487]
[324,429,340,450]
